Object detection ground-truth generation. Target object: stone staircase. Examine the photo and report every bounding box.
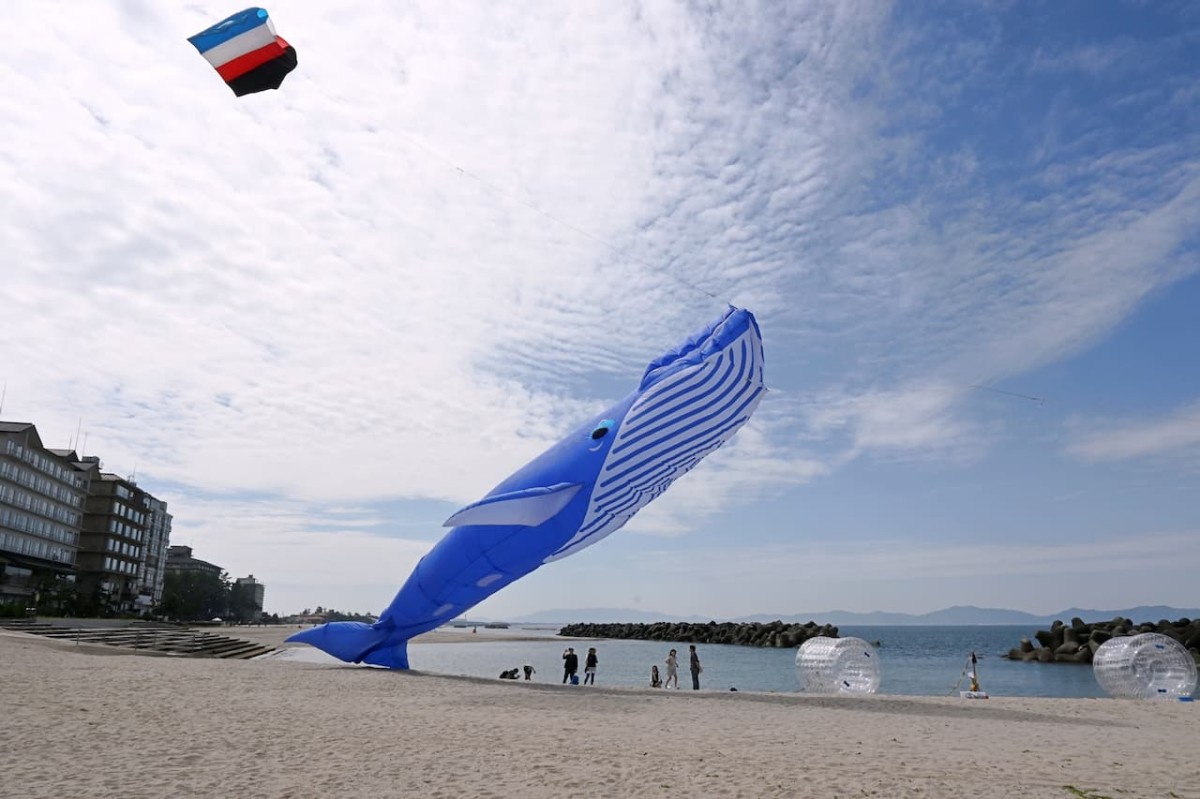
[0,619,275,660]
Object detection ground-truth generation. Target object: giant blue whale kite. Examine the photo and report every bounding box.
[288,306,765,668]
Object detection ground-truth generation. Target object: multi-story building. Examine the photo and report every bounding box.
[76,466,151,615]
[0,422,88,606]
[140,496,173,610]
[233,574,266,620]
[165,545,223,578]
[1,421,174,615]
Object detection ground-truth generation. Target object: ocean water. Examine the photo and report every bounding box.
[278,624,1109,698]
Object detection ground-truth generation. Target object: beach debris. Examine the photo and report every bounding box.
[796,636,880,694]
[288,308,766,669]
[189,7,298,97]
[1093,632,1197,700]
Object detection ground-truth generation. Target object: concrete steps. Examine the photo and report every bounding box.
[0,619,276,659]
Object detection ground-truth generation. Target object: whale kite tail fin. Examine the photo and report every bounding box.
[286,621,410,669]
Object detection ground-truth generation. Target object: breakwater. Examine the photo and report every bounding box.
[1005,616,1200,665]
[557,620,838,648]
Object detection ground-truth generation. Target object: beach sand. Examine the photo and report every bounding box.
[2,630,1195,799]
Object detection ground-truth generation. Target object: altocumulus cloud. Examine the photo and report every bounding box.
[1,1,1197,615]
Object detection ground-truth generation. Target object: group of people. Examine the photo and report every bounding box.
[505,644,706,690]
[650,645,703,690]
[561,646,599,685]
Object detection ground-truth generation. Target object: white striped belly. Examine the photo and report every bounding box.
[545,326,765,562]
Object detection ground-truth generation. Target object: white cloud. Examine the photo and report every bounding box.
[800,382,986,462]
[168,494,436,613]
[1067,402,1200,462]
[2,2,1198,615]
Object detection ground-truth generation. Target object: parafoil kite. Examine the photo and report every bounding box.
[188,8,297,97]
[288,306,766,669]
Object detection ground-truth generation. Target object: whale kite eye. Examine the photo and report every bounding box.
[590,420,614,440]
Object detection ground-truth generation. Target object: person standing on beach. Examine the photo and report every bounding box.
[689,644,703,690]
[523,664,536,681]
[583,647,598,685]
[664,649,679,689]
[562,647,579,684]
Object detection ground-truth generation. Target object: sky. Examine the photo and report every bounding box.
[1,1,1198,619]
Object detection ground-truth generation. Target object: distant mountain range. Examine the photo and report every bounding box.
[481,604,1200,627]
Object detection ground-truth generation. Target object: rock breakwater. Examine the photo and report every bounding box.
[1005,616,1200,665]
[558,620,838,647]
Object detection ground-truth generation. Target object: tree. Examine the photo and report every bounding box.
[159,570,229,621]
[32,574,80,617]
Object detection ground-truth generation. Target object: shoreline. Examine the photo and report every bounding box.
[3,631,1197,798]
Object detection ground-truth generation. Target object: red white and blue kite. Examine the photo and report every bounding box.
[188,8,297,97]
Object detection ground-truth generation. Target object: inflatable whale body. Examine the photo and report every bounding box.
[288,306,765,668]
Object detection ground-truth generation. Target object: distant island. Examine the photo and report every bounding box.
[477,604,1200,627]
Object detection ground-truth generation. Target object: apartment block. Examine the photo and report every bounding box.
[0,422,88,604]
[165,545,223,578]
[233,574,266,620]
[3,420,176,615]
[140,496,173,608]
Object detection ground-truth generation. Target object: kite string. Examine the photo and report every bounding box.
[946,656,972,696]
[967,383,1045,405]
[392,131,723,303]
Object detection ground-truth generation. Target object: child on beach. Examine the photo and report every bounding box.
[650,664,661,688]
[664,649,679,689]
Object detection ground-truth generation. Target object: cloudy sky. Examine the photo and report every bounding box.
[2,1,1197,619]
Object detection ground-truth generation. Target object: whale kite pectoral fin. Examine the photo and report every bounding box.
[286,621,408,668]
[442,482,583,528]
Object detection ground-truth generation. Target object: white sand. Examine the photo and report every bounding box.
[2,630,1196,798]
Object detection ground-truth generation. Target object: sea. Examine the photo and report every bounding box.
[276,624,1110,698]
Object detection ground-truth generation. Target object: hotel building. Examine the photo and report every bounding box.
[1,420,174,615]
[0,422,88,605]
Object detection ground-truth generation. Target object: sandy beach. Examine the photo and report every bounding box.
[2,630,1196,799]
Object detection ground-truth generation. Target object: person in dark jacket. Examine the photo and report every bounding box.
[562,647,579,684]
[689,644,703,690]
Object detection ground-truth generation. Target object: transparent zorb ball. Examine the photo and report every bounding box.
[1092,633,1197,700]
[795,636,881,694]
